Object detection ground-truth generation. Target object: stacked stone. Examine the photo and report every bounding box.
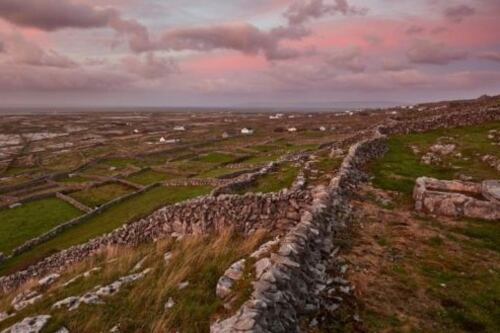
[211,132,388,332]
[381,108,500,135]
[0,188,311,292]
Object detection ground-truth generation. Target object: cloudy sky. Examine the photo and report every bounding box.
[0,0,499,107]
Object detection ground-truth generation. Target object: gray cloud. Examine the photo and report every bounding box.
[0,0,115,31]
[1,33,77,68]
[122,53,179,79]
[0,63,132,91]
[407,39,467,65]
[326,47,366,73]
[0,0,150,53]
[284,0,367,25]
[478,51,500,62]
[444,4,475,23]
[406,25,425,35]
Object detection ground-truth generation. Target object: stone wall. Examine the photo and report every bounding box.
[211,130,387,332]
[0,186,311,292]
[380,108,500,135]
[211,110,500,332]
[413,177,500,221]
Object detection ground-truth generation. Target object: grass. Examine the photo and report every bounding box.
[236,163,299,194]
[0,198,82,255]
[125,170,172,185]
[371,121,500,196]
[68,183,133,208]
[198,166,250,179]
[0,185,213,276]
[453,219,500,253]
[0,230,266,333]
[192,152,237,164]
[56,175,90,184]
[101,158,144,168]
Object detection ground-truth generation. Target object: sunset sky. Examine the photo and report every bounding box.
[0,0,499,107]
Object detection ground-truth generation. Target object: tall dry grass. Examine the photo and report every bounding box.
[0,229,268,333]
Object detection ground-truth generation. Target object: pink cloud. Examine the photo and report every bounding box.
[407,39,467,65]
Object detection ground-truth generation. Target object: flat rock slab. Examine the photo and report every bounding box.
[482,180,500,203]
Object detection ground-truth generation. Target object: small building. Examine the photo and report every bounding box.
[319,126,326,131]
[174,126,186,131]
[241,128,254,135]
[222,132,229,139]
[133,129,139,134]
[159,136,166,143]
[269,113,284,120]
[287,127,297,132]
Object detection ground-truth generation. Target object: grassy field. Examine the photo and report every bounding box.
[125,169,172,185]
[0,230,265,333]
[0,198,82,255]
[331,122,500,333]
[0,185,213,276]
[69,183,133,208]
[56,175,90,184]
[192,152,237,164]
[198,166,250,179]
[371,121,500,195]
[236,162,299,194]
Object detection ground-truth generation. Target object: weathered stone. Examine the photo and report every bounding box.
[255,258,272,279]
[38,273,60,287]
[414,177,500,220]
[164,297,175,310]
[1,315,51,333]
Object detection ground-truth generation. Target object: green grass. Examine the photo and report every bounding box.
[371,121,500,196]
[125,170,172,185]
[101,158,143,168]
[198,166,249,179]
[236,163,299,194]
[192,152,236,164]
[69,183,133,208]
[0,185,213,276]
[0,198,82,255]
[56,175,90,184]
[454,219,500,253]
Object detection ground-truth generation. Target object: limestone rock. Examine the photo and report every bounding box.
[1,315,51,333]
[38,273,60,287]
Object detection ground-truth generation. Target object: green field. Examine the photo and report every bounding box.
[0,197,82,255]
[236,163,299,194]
[125,169,172,185]
[56,175,90,184]
[192,152,237,164]
[69,183,133,208]
[0,185,213,275]
[371,121,500,195]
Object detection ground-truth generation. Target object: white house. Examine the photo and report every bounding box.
[319,126,326,131]
[133,129,139,134]
[269,113,284,120]
[159,136,166,143]
[241,128,254,135]
[174,126,186,131]
[287,127,297,132]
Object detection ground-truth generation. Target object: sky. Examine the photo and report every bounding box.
[0,0,499,108]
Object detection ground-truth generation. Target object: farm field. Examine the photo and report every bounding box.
[0,197,82,255]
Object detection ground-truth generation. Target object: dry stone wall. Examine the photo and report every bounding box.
[0,187,311,292]
[381,108,500,135]
[211,110,499,332]
[211,130,387,333]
